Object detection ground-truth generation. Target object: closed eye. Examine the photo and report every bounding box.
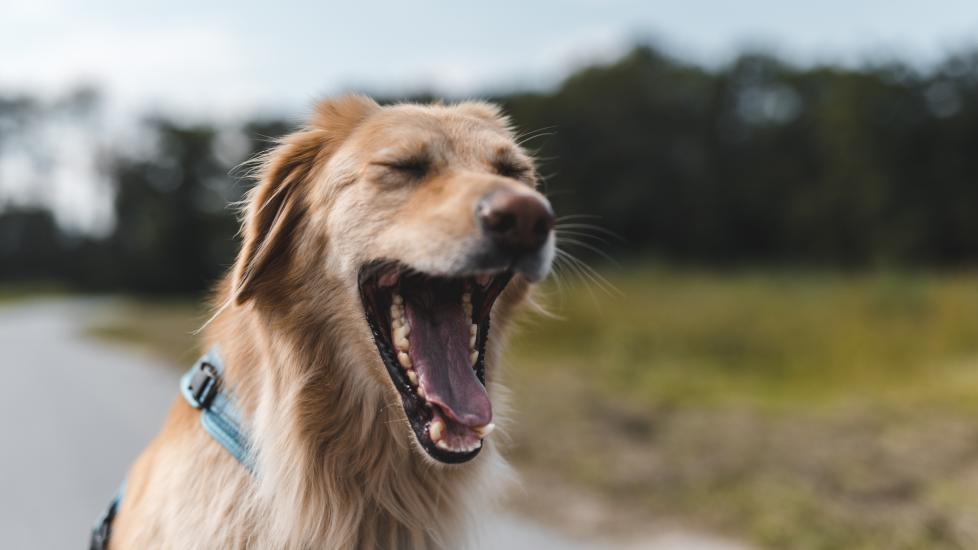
[378,156,430,176]
[493,160,531,180]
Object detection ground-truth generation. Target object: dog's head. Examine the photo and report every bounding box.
[230,96,554,464]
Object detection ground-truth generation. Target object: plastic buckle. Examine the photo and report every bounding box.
[187,361,219,408]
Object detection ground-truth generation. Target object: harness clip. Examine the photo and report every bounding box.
[187,361,219,408]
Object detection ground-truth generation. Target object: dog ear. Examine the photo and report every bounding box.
[232,95,380,304]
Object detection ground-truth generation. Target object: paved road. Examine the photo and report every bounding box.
[0,299,180,549]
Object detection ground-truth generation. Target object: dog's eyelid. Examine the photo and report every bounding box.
[371,156,431,172]
[369,156,434,184]
[492,158,532,179]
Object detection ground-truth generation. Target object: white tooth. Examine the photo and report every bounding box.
[474,422,495,438]
[429,418,445,441]
[397,351,412,368]
[436,440,451,450]
[470,324,478,336]
[392,294,403,305]
[406,370,418,385]
[469,334,477,349]
[417,385,426,399]
[394,325,409,350]
[463,303,472,317]
[470,351,478,365]
[392,318,402,329]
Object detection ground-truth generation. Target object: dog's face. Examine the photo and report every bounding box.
[232,96,554,464]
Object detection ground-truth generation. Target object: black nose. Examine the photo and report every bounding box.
[477,190,554,254]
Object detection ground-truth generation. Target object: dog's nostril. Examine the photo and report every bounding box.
[484,211,516,234]
[532,218,550,237]
[478,191,554,254]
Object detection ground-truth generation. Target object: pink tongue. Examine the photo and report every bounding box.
[405,298,492,428]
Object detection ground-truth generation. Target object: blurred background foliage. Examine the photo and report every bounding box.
[7,43,978,548]
[5,45,978,292]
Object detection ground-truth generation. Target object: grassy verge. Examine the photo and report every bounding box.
[84,267,978,549]
[83,297,208,366]
[0,283,72,304]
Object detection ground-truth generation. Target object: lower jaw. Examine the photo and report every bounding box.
[368,310,488,462]
[392,329,490,463]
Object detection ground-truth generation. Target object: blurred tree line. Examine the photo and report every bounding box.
[2,44,978,294]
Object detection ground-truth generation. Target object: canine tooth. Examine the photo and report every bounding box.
[469,334,477,348]
[470,350,478,365]
[429,418,445,441]
[406,370,418,385]
[397,351,412,368]
[392,294,403,305]
[474,422,495,438]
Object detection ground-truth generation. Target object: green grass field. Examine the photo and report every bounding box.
[83,267,978,549]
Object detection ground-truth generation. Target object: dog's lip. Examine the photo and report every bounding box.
[358,261,511,464]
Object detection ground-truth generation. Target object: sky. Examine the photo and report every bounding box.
[3,0,978,119]
[2,0,978,234]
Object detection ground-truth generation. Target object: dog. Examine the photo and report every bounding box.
[107,96,555,549]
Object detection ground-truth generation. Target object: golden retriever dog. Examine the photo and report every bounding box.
[108,96,555,549]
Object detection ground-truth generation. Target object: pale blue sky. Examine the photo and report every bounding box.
[3,0,978,118]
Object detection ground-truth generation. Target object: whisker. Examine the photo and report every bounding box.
[554,250,601,304]
[555,236,619,265]
[555,214,602,222]
[555,248,622,297]
[554,229,613,244]
[537,264,568,314]
[553,223,622,240]
[515,126,558,146]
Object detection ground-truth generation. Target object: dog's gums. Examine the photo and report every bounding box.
[359,262,511,463]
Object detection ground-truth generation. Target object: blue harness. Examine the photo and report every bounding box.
[89,348,251,549]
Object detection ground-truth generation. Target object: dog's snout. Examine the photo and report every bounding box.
[477,190,554,254]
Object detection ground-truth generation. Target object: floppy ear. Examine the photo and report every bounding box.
[232,95,380,304]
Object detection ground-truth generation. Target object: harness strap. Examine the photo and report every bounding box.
[179,347,254,470]
[90,347,253,548]
[89,482,123,550]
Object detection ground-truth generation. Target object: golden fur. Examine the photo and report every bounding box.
[109,96,550,549]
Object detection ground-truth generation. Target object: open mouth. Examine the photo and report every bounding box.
[358,262,511,463]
